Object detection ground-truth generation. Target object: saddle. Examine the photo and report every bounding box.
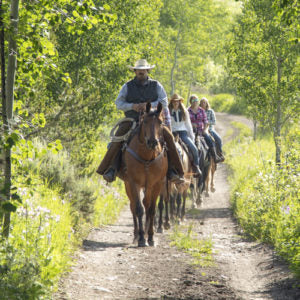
[175,137,194,165]
[195,135,209,152]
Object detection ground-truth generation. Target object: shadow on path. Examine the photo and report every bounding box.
[82,239,128,251]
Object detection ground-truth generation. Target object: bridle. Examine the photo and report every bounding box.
[125,111,166,172]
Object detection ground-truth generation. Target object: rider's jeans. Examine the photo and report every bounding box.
[209,129,222,151]
[176,130,199,166]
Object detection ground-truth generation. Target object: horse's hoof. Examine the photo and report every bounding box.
[157,227,163,233]
[138,240,148,247]
[205,192,209,197]
[148,240,155,247]
[211,187,216,193]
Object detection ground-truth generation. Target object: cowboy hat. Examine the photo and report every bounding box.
[129,59,155,70]
[169,93,184,102]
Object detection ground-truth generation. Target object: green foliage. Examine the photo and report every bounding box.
[225,123,300,278]
[157,0,239,96]
[210,94,246,114]
[170,223,214,267]
[226,0,299,163]
[0,177,76,299]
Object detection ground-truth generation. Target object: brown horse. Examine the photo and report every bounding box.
[191,134,211,206]
[122,102,168,247]
[169,135,193,223]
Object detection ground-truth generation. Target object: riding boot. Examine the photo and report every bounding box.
[211,146,222,164]
[96,141,122,175]
[218,151,225,162]
[97,121,133,181]
[166,156,185,184]
[192,164,202,178]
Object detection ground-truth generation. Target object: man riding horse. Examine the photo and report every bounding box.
[96,59,185,184]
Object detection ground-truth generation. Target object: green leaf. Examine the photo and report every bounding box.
[1,202,17,213]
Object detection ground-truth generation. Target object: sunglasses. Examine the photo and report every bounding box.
[191,98,199,103]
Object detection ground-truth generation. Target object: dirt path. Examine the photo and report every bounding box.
[55,113,299,300]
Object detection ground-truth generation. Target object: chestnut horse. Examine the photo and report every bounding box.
[123,102,168,247]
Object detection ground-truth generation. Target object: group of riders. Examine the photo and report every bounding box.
[97,59,225,184]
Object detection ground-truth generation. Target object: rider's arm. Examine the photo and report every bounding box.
[185,109,195,141]
[115,84,133,112]
[153,81,168,109]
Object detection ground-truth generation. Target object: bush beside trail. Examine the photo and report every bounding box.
[0,132,127,299]
[225,123,300,279]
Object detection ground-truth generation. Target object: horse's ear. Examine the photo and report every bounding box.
[157,102,162,114]
[146,102,151,113]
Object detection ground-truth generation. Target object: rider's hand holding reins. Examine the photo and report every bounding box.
[133,103,147,112]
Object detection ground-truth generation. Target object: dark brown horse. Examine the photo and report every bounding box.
[122,102,168,247]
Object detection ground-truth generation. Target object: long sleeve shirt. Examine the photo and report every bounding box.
[188,107,208,135]
[170,108,195,140]
[206,109,216,130]
[115,78,171,126]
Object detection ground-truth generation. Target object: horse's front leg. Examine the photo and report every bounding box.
[176,193,182,223]
[136,193,146,247]
[205,166,210,197]
[145,183,161,246]
[157,194,164,233]
[125,181,139,244]
[210,163,216,193]
[181,190,187,222]
[164,192,170,230]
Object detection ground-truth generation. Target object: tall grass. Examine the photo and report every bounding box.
[225,123,300,278]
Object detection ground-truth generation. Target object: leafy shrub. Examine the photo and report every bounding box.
[0,178,76,299]
[225,124,300,278]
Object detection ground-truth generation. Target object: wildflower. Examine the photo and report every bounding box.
[281,205,290,215]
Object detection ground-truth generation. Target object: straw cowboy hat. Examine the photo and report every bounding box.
[169,93,184,103]
[129,59,155,70]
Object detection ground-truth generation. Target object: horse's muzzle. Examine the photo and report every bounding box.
[146,138,159,150]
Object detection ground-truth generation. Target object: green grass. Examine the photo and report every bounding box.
[169,223,214,267]
[225,123,300,279]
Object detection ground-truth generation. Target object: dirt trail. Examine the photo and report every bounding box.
[55,113,299,300]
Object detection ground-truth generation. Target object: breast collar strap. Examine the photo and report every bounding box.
[126,146,165,167]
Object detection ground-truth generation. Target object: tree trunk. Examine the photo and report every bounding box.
[2,0,19,238]
[0,0,6,227]
[170,29,181,95]
[274,57,282,166]
[253,119,257,141]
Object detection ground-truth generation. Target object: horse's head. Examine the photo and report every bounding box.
[141,102,163,150]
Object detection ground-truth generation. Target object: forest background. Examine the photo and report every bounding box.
[0,0,299,298]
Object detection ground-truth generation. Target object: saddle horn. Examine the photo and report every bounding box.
[146,102,152,113]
